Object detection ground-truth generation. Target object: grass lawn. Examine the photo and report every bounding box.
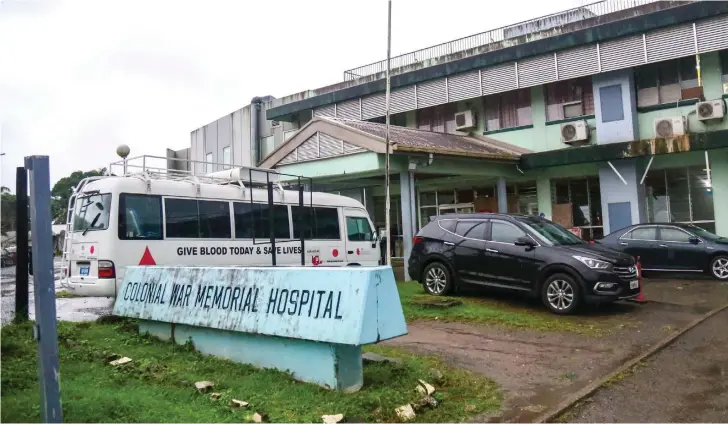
[1,318,501,423]
[397,281,619,335]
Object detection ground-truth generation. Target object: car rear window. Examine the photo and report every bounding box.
[454,221,486,240]
[626,227,657,240]
[438,219,456,232]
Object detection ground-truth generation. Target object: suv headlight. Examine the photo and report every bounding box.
[573,255,611,270]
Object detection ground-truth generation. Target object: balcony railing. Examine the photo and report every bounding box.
[343,0,691,81]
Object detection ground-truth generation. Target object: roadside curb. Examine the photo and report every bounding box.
[532,301,728,423]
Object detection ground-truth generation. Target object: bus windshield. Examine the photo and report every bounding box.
[73,193,112,233]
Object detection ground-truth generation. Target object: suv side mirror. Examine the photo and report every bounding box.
[515,236,536,247]
[689,236,700,244]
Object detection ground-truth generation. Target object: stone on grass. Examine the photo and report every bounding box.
[109,357,132,366]
[429,368,444,383]
[321,413,344,424]
[210,393,221,400]
[252,412,267,423]
[395,404,416,421]
[194,381,214,393]
[416,379,436,396]
[229,399,249,408]
[413,395,439,412]
[362,352,402,365]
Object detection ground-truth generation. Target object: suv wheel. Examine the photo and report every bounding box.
[422,262,452,296]
[710,256,728,280]
[542,273,581,314]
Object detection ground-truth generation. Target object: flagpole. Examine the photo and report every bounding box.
[384,0,392,266]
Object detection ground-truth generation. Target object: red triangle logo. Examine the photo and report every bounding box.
[139,247,156,266]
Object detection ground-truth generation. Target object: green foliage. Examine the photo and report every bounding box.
[1,319,501,423]
[1,189,16,234]
[50,169,104,223]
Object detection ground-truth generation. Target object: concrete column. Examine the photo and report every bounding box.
[399,171,416,280]
[598,159,647,235]
[536,178,552,220]
[363,187,375,220]
[497,177,507,213]
[711,148,728,237]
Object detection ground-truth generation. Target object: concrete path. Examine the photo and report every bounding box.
[565,308,728,423]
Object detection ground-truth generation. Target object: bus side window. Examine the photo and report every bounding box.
[119,194,163,240]
[291,206,341,240]
[233,202,290,240]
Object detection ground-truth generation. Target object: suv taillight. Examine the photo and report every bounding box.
[413,236,424,245]
[98,260,116,279]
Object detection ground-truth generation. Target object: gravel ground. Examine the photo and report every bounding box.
[564,308,728,423]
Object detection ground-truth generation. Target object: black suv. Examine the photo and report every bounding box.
[408,213,639,314]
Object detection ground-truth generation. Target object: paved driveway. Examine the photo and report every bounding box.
[564,307,728,422]
[1,260,113,325]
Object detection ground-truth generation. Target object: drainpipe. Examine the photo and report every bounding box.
[251,96,263,165]
[696,55,702,89]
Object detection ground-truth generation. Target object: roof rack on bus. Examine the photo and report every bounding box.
[106,155,287,191]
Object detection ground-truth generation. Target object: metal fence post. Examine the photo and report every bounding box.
[14,166,29,323]
[25,155,62,423]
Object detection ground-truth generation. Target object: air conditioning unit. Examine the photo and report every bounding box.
[560,120,589,144]
[653,116,687,138]
[454,110,476,130]
[696,99,726,121]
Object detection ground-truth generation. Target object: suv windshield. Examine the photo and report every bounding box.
[517,218,584,246]
[686,225,723,241]
[73,193,112,233]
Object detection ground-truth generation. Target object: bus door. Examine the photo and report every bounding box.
[343,208,378,265]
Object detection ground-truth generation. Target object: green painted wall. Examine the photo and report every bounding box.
[277,152,383,180]
[710,148,728,237]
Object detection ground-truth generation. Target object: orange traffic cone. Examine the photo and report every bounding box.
[630,257,647,303]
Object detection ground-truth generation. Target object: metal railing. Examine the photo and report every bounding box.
[343,0,689,81]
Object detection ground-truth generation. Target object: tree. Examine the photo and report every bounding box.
[51,169,105,224]
[1,190,16,234]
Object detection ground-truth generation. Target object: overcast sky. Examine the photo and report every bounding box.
[0,0,582,190]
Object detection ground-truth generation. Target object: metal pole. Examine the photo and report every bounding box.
[24,156,62,423]
[384,0,392,266]
[14,167,29,323]
[298,178,305,266]
[267,179,277,266]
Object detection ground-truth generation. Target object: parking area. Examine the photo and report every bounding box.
[384,278,728,422]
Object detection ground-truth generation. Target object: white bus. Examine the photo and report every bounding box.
[61,164,379,297]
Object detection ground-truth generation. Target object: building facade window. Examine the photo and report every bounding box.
[205,152,213,174]
[545,77,595,121]
[484,88,532,131]
[222,146,231,168]
[368,113,407,127]
[635,57,698,107]
[720,50,728,94]
[644,165,715,233]
[551,177,603,241]
[416,104,458,134]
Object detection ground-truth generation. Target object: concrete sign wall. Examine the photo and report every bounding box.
[113,266,408,346]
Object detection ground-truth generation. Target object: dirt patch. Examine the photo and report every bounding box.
[385,280,718,422]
